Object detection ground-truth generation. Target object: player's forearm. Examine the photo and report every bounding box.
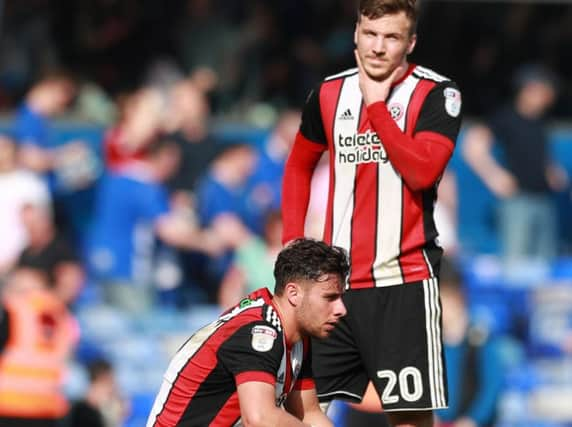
[281,163,312,243]
[284,388,332,427]
[281,133,324,243]
[302,409,334,427]
[242,405,313,427]
[367,101,454,191]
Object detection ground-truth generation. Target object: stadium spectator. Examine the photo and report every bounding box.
[436,257,508,427]
[196,143,257,229]
[215,210,283,310]
[246,109,301,235]
[163,79,224,197]
[281,1,463,426]
[0,134,51,276]
[87,139,223,313]
[146,238,348,427]
[177,143,255,302]
[16,202,84,307]
[0,268,78,426]
[463,64,568,264]
[0,0,57,105]
[103,86,165,173]
[108,79,227,308]
[13,70,77,178]
[68,358,126,427]
[13,70,101,239]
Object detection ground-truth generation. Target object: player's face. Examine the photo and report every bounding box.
[354,12,416,81]
[298,275,346,339]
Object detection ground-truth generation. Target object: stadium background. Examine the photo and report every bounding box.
[0,0,572,426]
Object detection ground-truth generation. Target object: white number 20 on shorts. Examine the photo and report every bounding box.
[377,367,423,404]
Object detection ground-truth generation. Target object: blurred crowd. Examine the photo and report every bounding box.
[0,0,572,426]
[0,69,318,309]
[0,0,360,122]
[1,0,572,120]
[0,67,327,425]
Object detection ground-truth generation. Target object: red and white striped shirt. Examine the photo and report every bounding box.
[282,64,462,289]
[146,288,313,426]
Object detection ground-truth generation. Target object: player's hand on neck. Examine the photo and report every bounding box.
[355,49,408,105]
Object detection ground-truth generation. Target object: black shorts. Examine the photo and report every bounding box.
[312,278,448,412]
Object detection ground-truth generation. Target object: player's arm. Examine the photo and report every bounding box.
[366,81,462,191]
[238,382,314,427]
[220,322,311,426]
[283,338,331,426]
[281,87,327,244]
[284,388,332,427]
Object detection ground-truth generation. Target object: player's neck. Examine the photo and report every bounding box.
[391,61,413,87]
[272,296,301,345]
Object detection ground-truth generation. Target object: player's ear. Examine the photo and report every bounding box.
[285,282,303,307]
[407,33,417,55]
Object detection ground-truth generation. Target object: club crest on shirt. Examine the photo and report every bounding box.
[443,87,461,117]
[251,325,277,352]
[388,103,404,121]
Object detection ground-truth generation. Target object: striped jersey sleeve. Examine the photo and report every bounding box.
[414,81,462,144]
[300,85,327,146]
[218,320,284,386]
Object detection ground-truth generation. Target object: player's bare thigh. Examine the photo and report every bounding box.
[386,409,434,427]
[349,383,433,427]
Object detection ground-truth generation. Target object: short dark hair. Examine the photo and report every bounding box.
[512,63,560,93]
[273,238,349,295]
[38,68,78,89]
[358,0,418,32]
[87,358,113,383]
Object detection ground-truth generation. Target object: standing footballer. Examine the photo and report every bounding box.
[281,1,463,426]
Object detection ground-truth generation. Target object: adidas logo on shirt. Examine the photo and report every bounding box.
[339,108,354,120]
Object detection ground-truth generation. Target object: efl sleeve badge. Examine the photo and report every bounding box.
[443,87,462,118]
[251,325,278,352]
